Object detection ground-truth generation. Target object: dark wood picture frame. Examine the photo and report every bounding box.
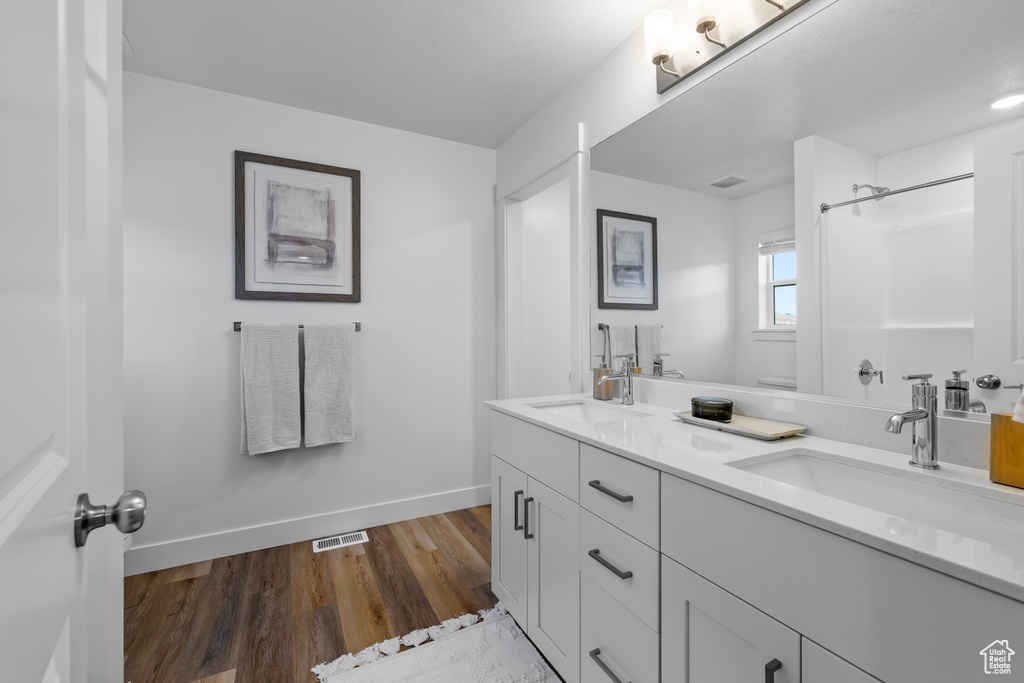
[597,209,658,310]
[234,150,361,302]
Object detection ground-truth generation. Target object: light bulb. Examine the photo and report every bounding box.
[644,9,674,64]
[991,93,1024,109]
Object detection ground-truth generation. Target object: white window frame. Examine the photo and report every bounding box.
[757,229,796,333]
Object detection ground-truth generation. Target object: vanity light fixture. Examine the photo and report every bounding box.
[644,1,808,95]
[696,16,726,49]
[990,92,1024,109]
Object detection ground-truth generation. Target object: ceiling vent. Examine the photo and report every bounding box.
[706,173,749,189]
[312,530,368,553]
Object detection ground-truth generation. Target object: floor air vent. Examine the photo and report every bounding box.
[312,530,368,553]
[706,173,749,189]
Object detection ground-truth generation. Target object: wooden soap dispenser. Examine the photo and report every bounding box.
[991,385,1024,489]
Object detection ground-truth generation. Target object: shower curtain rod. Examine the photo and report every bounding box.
[819,172,973,213]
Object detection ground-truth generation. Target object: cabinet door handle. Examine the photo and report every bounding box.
[765,658,782,683]
[523,497,535,539]
[588,549,633,580]
[588,480,634,503]
[589,648,630,683]
[513,490,524,531]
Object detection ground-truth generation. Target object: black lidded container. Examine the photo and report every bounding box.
[691,396,734,422]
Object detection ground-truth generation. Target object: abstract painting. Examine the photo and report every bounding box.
[235,151,360,302]
[597,209,658,309]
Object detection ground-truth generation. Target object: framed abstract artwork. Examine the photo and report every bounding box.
[235,151,361,302]
[596,209,658,309]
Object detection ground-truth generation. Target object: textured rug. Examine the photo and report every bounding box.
[313,606,559,682]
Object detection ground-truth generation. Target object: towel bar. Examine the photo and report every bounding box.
[233,322,361,332]
[597,323,661,330]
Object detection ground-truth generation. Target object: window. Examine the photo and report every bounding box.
[759,235,796,329]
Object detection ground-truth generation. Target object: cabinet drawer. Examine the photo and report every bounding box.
[581,573,659,683]
[803,639,881,683]
[580,509,659,631]
[580,443,659,548]
[491,411,579,502]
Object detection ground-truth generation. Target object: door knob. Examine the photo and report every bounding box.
[74,490,147,548]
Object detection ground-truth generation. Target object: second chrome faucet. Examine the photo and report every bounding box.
[885,373,939,470]
[599,353,637,406]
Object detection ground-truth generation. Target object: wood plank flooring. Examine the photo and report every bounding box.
[124,506,496,683]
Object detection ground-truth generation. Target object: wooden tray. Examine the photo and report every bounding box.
[673,411,806,441]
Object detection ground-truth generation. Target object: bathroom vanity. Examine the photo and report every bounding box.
[488,394,1024,683]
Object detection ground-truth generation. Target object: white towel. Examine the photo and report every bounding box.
[608,325,637,371]
[240,324,301,456]
[1013,387,1024,425]
[636,324,662,374]
[303,323,356,446]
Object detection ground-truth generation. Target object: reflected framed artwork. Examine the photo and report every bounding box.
[235,151,361,302]
[597,209,658,309]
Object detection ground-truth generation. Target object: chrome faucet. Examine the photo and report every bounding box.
[885,373,939,470]
[653,353,684,379]
[599,354,636,406]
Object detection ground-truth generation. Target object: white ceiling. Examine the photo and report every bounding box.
[122,0,666,149]
[591,0,1024,198]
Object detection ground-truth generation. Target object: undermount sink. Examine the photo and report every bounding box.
[527,399,653,424]
[729,450,1024,548]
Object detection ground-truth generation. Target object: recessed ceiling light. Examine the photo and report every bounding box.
[990,92,1024,109]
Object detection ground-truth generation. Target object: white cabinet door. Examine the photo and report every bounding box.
[663,556,800,683]
[528,477,581,683]
[491,455,529,624]
[803,639,881,683]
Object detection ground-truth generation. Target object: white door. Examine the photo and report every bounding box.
[1,1,124,681]
[496,149,590,399]
[974,121,1024,405]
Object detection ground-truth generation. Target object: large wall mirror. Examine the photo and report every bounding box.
[590,0,1024,415]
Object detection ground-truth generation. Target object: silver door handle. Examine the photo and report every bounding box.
[74,490,147,548]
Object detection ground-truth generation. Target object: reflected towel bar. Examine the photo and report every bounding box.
[598,323,661,330]
[233,321,361,332]
[820,172,973,213]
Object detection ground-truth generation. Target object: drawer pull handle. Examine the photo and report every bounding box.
[765,658,782,683]
[513,490,524,531]
[588,549,633,580]
[523,497,535,539]
[590,648,630,683]
[589,480,634,503]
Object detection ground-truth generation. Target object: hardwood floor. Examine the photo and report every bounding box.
[124,506,496,683]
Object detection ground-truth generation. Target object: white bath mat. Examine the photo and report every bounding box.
[313,606,558,682]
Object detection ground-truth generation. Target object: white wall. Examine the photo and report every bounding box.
[733,184,798,388]
[590,172,736,384]
[123,74,496,573]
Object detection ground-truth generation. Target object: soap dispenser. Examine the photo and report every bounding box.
[944,369,970,411]
[592,354,614,401]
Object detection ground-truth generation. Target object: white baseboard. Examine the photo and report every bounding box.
[124,484,491,576]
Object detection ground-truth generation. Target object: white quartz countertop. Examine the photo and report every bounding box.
[486,394,1024,603]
